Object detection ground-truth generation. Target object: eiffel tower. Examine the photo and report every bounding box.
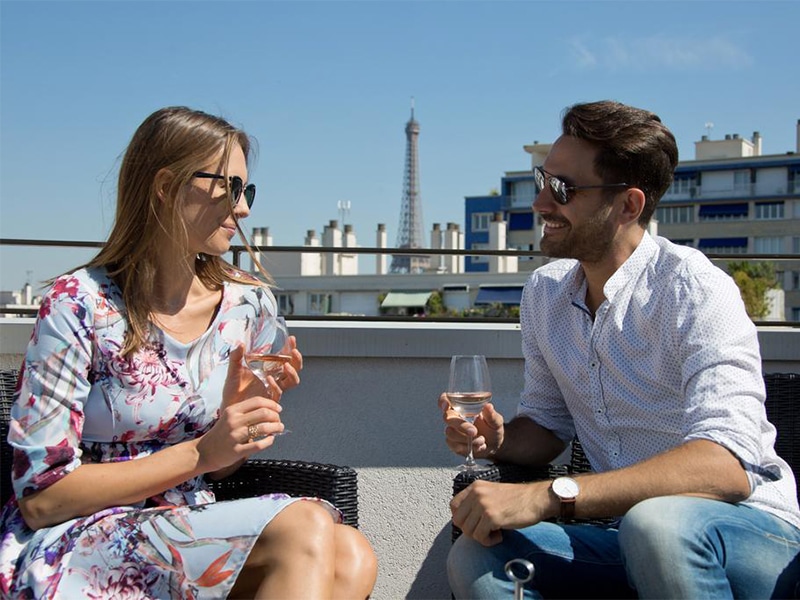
[391,99,430,273]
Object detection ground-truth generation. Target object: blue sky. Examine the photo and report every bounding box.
[1,0,798,292]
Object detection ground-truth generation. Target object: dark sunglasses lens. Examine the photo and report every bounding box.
[533,168,544,193]
[551,179,568,204]
[229,177,243,206]
[244,184,256,208]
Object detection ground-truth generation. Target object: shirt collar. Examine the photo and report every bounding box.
[602,231,657,303]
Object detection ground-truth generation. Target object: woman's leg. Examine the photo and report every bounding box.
[230,501,337,599]
[619,496,800,599]
[331,523,378,599]
[229,501,378,599]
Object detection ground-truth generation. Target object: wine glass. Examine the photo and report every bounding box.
[446,354,492,472]
[245,316,292,435]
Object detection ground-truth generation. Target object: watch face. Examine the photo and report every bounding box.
[553,477,580,498]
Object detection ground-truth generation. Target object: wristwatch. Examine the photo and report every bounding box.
[550,476,580,520]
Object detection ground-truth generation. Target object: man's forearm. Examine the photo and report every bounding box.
[492,416,567,466]
[568,439,751,520]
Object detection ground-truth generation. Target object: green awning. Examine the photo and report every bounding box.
[381,291,433,308]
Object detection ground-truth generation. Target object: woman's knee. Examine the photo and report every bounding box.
[255,501,337,560]
[334,525,378,588]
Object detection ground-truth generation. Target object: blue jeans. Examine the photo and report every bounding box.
[448,496,800,599]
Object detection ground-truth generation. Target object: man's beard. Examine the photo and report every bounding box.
[540,208,615,264]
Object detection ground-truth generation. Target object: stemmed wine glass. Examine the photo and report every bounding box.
[446,354,492,472]
[245,316,292,435]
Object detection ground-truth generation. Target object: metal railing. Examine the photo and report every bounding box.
[2,237,799,326]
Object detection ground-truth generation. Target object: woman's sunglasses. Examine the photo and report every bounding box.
[193,172,256,209]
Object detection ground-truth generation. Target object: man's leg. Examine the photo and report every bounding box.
[619,496,800,599]
[448,521,635,599]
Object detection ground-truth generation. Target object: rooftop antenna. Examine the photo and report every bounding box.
[337,200,351,227]
[704,122,714,138]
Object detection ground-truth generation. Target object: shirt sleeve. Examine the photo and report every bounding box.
[675,262,767,488]
[9,274,95,499]
[516,272,576,444]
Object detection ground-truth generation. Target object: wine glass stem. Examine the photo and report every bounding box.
[465,431,476,467]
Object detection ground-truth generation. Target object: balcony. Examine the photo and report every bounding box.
[1,240,799,598]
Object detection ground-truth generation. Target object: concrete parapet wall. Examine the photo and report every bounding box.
[1,318,799,598]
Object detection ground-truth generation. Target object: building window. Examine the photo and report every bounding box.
[790,271,800,291]
[508,212,534,231]
[506,180,536,205]
[792,307,800,322]
[755,202,785,220]
[698,237,748,254]
[471,213,492,232]
[733,170,750,194]
[275,294,294,315]
[698,203,748,220]
[655,205,694,224]
[470,243,489,264]
[793,237,800,254]
[309,293,332,315]
[666,177,693,196]
[753,237,783,254]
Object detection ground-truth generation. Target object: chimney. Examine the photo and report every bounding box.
[430,223,444,272]
[376,224,387,275]
[752,131,762,156]
[443,223,462,274]
[322,220,342,276]
[343,224,356,247]
[251,226,271,247]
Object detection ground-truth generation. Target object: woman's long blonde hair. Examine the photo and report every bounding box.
[85,106,271,356]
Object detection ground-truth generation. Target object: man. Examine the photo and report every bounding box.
[442,100,800,599]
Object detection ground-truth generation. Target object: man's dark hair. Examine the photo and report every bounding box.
[561,100,679,226]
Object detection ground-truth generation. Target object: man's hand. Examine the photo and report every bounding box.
[439,393,505,459]
[450,479,557,546]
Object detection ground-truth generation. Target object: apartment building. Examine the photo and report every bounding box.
[465,121,800,320]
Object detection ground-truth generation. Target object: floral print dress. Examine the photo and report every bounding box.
[0,267,339,599]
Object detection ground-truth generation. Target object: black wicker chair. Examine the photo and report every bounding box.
[0,369,359,527]
[452,372,800,541]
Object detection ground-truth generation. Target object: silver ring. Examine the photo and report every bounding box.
[247,423,261,442]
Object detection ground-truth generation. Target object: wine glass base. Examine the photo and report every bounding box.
[456,462,491,473]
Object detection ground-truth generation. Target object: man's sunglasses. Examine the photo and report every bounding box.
[533,166,628,205]
[193,172,256,209]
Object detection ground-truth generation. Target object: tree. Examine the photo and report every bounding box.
[728,261,779,320]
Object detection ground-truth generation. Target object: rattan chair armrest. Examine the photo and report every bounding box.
[206,459,359,527]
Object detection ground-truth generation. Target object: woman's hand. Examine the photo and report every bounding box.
[198,345,286,474]
[276,335,303,392]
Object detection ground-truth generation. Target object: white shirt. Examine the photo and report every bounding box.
[518,232,800,528]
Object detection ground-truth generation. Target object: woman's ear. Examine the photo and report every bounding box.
[153,168,175,203]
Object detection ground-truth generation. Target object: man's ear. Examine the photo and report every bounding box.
[154,168,175,203]
[621,187,646,226]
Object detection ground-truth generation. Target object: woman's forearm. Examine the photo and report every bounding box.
[19,438,204,530]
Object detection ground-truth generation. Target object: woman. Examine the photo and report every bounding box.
[0,106,377,598]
